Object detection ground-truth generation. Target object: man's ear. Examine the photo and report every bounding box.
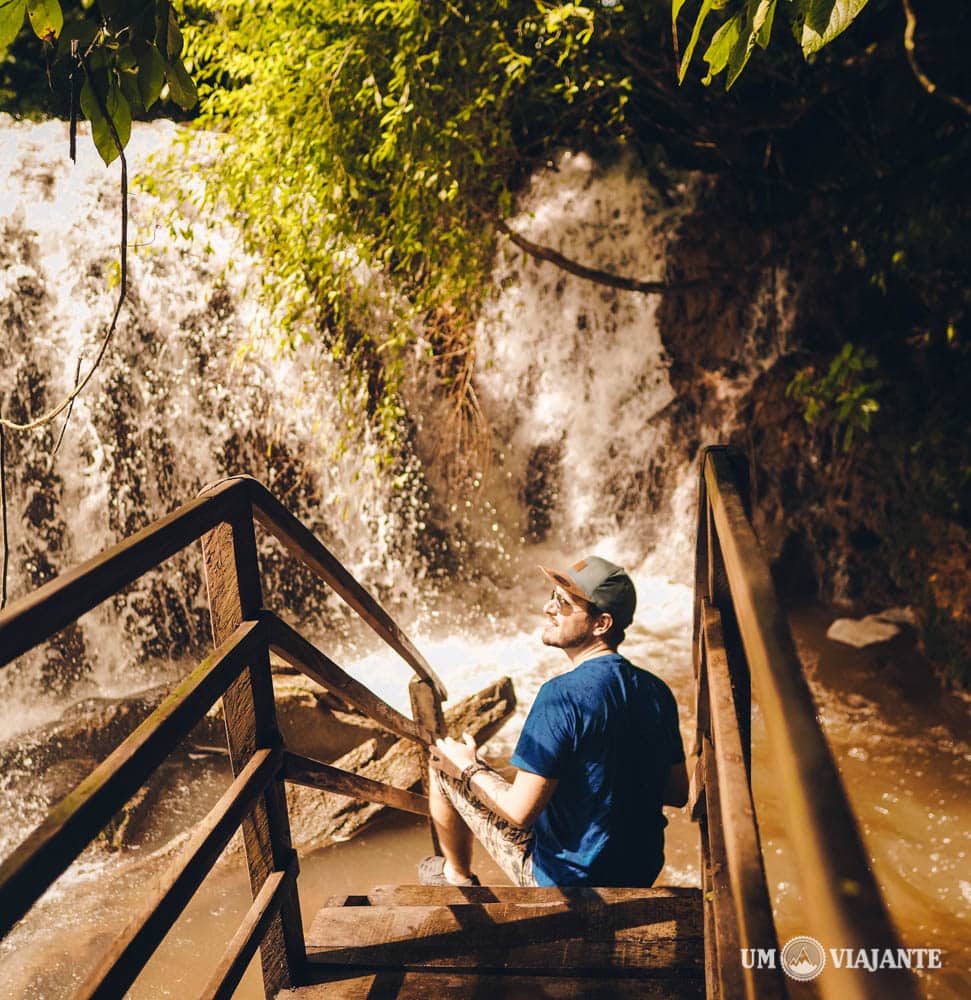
[592,611,613,638]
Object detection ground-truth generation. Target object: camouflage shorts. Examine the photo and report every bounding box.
[434,767,537,887]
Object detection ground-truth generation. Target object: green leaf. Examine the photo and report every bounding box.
[703,0,777,89]
[137,42,166,109]
[753,0,776,48]
[799,0,869,56]
[80,75,132,165]
[702,12,742,85]
[0,0,26,52]
[678,0,714,84]
[25,0,61,41]
[164,55,198,109]
[119,67,144,114]
[164,6,183,59]
[726,0,759,88]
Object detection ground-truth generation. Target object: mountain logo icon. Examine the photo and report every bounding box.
[781,936,826,981]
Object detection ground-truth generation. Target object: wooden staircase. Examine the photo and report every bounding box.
[279,884,704,998]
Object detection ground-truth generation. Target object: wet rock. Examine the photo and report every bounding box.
[281,677,516,854]
[0,667,407,856]
[521,440,563,542]
[827,616,901,648]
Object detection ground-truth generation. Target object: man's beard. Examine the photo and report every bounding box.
[541,622,588,649]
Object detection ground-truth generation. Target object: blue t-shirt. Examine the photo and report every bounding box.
[510,653,685,887]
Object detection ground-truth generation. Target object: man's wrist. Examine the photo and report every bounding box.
[461,761,490,790]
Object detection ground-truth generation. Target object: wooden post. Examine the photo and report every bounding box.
[409,677,446,855]
[201,501,305,997]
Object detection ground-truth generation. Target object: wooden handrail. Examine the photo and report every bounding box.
[245,478,447,700]
[699,447,919,1000]
[0,478,245,668]
[282,750,430,817]
[0,476,448,1000]
[702,601,784,999]
[265,611,433,745]
[77,747,284,1000]
[200,854,299,1000]
[0,618,262,936]
[0,475,445,701]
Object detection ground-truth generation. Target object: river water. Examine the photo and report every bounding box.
[0,117,968,998]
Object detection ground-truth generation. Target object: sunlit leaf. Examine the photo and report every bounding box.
[0,0,26,52]
[753,0,776,49]
[702,12,741,85]
[678,0,715,83]
[799,0,869,56]
[25,0,61,42]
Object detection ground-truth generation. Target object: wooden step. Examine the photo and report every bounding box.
[303,889,703,978]
[327,884,697,908]
[278,970,705,999]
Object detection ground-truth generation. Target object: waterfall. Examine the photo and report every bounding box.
[0,112,785,865]
[0,116,435,736]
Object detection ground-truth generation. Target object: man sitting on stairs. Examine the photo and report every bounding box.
[421,556,688,888]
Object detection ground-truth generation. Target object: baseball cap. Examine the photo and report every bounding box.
[540,555,637,629]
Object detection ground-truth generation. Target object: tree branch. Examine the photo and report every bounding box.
[495,219,721,294]
[902,0,971,116]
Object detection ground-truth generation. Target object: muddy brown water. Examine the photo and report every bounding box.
[1,604,967,999]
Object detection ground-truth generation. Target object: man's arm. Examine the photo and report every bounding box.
[663,759,689,807]
[432,733,559,828]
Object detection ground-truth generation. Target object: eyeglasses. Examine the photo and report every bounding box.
[549,590,586,615]
[549,590,602,617]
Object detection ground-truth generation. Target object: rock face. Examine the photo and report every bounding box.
[651,175,970,688]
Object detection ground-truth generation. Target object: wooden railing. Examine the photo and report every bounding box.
[692,447,920,1000]
[0,475,447,999]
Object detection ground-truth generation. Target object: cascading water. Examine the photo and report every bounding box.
[0,116,434,733]
[1,116,967,999]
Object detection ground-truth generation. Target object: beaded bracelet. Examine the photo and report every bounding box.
[461,761,489,791]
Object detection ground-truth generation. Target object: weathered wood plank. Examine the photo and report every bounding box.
[704,451,752,777]
[284,678,515,852]
[0,477,243,669]
[266,612,431,745]
[364,885,700,907]
[703,601,784,999]
[704,450,920,1000]
[699,815,721,1000]
[246,478,446,700]
[305,899,704,974]
[279,971,705,999]
[283,751,429,816]
[0,619,261,937]
[200,853,299,1000]
[201,504,304,997]
[77,747,281,1000]
[692,447,710,686]
[700,734,746,1000]
[408,676,446,853]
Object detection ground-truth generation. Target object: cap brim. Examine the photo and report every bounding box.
[539,565,591,603]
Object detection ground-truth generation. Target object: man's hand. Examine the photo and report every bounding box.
[429,732,479,779]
